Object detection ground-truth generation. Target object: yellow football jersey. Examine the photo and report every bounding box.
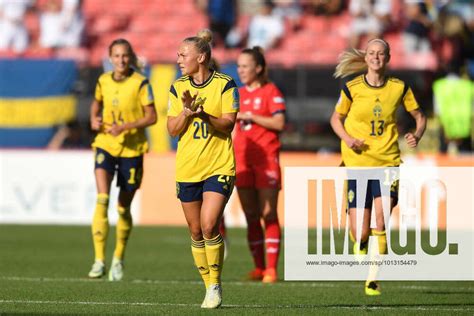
[335,75,419,166]
[92,70,155,157]
[168,71,240,182]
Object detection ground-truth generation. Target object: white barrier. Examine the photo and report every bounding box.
[0,150,140,225]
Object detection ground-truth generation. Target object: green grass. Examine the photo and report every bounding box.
[0,225,472,315]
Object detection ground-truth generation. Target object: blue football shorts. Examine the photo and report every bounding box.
[176,175,235,202]
[94,147,143,192]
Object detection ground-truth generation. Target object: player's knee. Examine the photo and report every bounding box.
[189,226,203,241]
[244,212,260,223]
[262,210,278,223]
[201,224,218,240]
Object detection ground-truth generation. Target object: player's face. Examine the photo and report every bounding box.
[365,41,389,73]
[177,42,199,76]
[110,44,131,75]
[237,53,259,86]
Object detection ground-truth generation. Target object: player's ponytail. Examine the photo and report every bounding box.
[241,46,269,85]
[109,38,145,73]
[334,38,391,78]
[183,29,213,66]
[333,48,367,78]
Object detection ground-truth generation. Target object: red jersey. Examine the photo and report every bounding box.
[234,82,286,160]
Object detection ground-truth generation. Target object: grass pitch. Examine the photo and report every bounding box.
[0,225,472,315]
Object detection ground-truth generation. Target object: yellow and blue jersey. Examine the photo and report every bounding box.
[168,71,240,182]
[92,70,155,157]
[335,75,419,166]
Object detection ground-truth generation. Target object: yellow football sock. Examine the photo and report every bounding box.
[367,229,387,284]
[349,230,356,243]
[113,206,133,260]
[204,234,225,285]
[350,230,368,253]
[372,229,387,255]
[191,238,210,288]
[91,193,109,262]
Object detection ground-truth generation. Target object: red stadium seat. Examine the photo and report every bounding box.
[23,47,54,59]
[55,47,90,65]
[128,15,159,33]
[89,15,129,35]
[0,50,18,58]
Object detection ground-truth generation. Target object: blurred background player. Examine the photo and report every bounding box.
[234,46,286,283]
[88,38,157,281]
[330,38,426,295]
[433,63,473,154]
[167,29,239,309]
[348,0,391,49]
[246,0,285,50]
[196,0,238,48]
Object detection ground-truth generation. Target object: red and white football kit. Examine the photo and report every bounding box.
[234,82,286,188]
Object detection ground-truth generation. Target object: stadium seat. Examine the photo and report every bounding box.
[55,47,90,65]
[89,15,129,34]
[0,50,17,58]
[128,15,158,33]
[22,47,54,59]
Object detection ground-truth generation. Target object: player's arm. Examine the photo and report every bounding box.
[238,111,285,132]
[107,104,157,136]
[90,99,103,131]
[330,111,365,150]
[167,108,202,137]
[199,111,237,134]
[404,109,426,148]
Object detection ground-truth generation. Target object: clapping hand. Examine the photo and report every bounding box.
[181,90,202,117]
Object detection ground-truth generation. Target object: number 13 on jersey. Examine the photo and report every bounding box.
[370,120,385,136]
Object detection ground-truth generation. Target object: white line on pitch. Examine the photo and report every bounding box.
[0,299,472,312]
[1,276,473,292]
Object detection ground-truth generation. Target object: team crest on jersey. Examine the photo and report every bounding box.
[112,97,119,107]
[348,189,355,204]
[254,97,262,110]
[373,103,382,117]
[96,153,105,164]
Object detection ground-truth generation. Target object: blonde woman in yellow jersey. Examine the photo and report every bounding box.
[330,38,426,295]
[167,29,239,309]
[88,39,157,281]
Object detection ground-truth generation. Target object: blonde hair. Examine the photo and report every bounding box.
[183,29,213,66]
[333,38,391,78]
[109,38,145,73]
[333,48,366,78]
